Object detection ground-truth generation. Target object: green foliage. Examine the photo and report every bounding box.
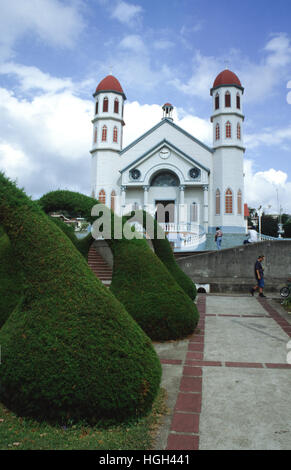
[110,238,199,341]
[137,211,196,300]
[0,173,161,424]
[283,221,291,238]
[0,230,23,327]
[261,214,279,237]
[0,388,167,450]
[39,191,199,340]
[49,217,92,259]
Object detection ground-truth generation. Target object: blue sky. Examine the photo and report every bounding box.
[0,0,291,212]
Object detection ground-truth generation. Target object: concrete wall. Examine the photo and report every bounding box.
[176,240,291,293]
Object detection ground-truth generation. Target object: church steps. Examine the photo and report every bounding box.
[88,246,112,285]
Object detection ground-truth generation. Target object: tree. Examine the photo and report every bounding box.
[261,214,279,237]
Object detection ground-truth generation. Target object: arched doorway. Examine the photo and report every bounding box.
[150,170,179,224]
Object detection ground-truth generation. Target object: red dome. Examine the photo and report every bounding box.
[95,75,124,95]
[212,69,242,89]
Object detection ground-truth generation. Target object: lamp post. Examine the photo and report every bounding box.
[257,205,262,241]
[278,205,284,238]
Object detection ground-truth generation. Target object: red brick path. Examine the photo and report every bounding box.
[165,295,291,450]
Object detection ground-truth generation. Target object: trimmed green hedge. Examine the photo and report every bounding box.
[124,211,197,300]
[0,230,23,327]
[0,173,161,424]
[49,217,92,259]
[39,190,199,341]
[110,238,198,340]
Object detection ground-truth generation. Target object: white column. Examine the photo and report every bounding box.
[143,185,149,209]
[121,185,127,212]
[179,185,186,228]
[203,185,209,231]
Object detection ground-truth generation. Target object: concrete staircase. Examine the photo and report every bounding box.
[88,245,112,286]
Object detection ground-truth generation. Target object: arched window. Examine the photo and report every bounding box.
[237,123,241,140]
[151,171,179,187]
[237,189,242,215]
[225,91,231,108]
[236,93,240,109]
[216,189,220,215]
[225,121,232,138]
[215,123,220,140]
[95,101,99,115]
[113,126,118,143]
[99,189,106,204]
[94,127,97,143]
[225,188,233,214]
[111,190,116,212]
[102,125,107,141]
[103,97,108,112]
[114,98,119,114]
[215,93,220,110]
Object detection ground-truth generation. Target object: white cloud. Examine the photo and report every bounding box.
[287,80,291,104]
[171,33,291,103]
[119,35,147,54]
[153,40,175,50]
[0,141,38,179]
[244,159,291,213]
[123,101,212,148]
[0,84,92,197]
[0,0,84,59]
[111,1,143,25]
[170,51,221,98]
[245,125,291,150]
[0,62,73,93]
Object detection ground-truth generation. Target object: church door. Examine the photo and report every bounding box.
[155,200,175,223]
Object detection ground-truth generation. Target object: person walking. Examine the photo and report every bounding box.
[250,255,266,297]
[215,227,223,250]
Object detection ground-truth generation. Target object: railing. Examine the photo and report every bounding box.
[259,234,291,241]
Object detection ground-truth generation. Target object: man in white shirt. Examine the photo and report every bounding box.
[248,226,258,243]
[244,226,258,244]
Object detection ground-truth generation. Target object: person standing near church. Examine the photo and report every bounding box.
[215,227,223,250]
[250,255,266,297]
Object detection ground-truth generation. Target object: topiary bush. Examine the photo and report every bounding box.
[0,173,161,424]
[39,190,199,341]
[0,229,23,327]
[124,211,197,300]
[110,238,199,340]
[49,216,92,259]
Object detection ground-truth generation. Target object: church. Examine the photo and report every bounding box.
[90,69,246,251]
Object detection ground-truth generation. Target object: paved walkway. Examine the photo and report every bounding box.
[153,294,291,450]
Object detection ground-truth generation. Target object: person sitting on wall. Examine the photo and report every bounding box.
[244,225,258,244]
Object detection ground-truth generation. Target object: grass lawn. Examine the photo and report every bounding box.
[0,389,168,450]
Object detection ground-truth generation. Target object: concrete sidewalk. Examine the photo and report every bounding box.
[153,294,291,450]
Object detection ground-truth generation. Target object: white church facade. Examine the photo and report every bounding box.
[90,70,246,250]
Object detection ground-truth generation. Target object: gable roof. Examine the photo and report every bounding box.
[120,118,214,155]
[120,138,211,174]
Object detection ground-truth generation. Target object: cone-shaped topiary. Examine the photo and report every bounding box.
[0,173,161,424]
[39,190,199,341]
[124,211,197,300]
[0,229,23,327]
[40,191,196,299]
[109,238,199,340]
